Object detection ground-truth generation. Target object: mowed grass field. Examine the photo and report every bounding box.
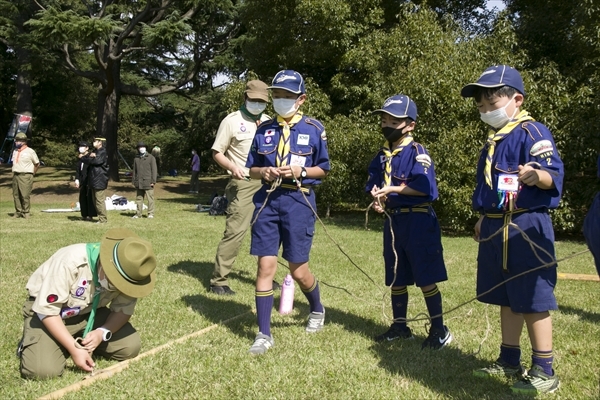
[0,167,598,400]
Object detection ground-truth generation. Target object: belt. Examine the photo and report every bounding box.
[278,183,311,194]
[484,208,529,272]
[386,204,431,214]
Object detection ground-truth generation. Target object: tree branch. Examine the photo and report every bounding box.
[61,44,104,83]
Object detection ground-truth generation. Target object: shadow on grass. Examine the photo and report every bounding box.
[559,304,600,324]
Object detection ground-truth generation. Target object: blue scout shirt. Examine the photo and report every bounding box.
[365,142,438,208]
[246,116,330,184]
[472,121,564,213]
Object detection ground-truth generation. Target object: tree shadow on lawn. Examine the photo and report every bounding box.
[559,304,600,324]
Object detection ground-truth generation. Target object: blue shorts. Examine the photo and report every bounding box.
[250,186,316,264]
[383,207,447,287]
[477,211,558,313]
[583,192,600,276]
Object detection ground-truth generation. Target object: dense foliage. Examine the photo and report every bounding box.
[1,0,598,233]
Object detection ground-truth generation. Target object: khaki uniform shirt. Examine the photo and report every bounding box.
[211,110,270,176]
[26,244,137,319]
[12,146,39,174]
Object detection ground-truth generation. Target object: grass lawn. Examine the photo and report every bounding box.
[0,167,598,399]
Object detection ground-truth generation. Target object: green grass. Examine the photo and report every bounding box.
[0,178,598,399]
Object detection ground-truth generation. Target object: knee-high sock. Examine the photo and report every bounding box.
[391,287,408,329]
[301,278,324,313]
[423,285,444,330]
[256,290,274,336]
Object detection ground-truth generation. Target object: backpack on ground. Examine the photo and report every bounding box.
[209,195,228,216]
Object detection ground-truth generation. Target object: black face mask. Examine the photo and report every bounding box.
[381,126,406,143]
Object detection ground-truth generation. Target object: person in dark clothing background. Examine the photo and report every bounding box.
[80,137,109,223]
[74,141,97,221]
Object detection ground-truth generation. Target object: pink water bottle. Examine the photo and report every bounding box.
[278,274,295,315]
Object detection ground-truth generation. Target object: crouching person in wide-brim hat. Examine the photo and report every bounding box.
[18,228,157,379]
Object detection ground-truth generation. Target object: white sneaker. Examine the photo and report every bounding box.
[306,309,325,333]
[148,214,154,219]
[132,215,139,219]
[248,333,274,355]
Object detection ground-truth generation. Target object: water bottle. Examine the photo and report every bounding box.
[278,274,295,315]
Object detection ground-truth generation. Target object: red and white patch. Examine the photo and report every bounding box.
[530,140,554,157]
[265,129,275,137]
[77,278,90,287]
[46,294,59,303]
[60,307,81,319]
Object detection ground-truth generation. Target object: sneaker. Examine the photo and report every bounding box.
[248,333,274,355]
[95,221,107,224]
[473,358,526,379]
[132,215,140,219]
[210,285,236,296]
[511,365,559,395]
[147,214,154,219]
[374,325,414,342]
[421,325,452,350]
[272,280,281,290]
[306,309,325,333]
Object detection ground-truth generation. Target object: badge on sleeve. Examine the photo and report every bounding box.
[46,294,59,303]
[530,140,554,158]
[320,131,327,141]
[60,307,80,319]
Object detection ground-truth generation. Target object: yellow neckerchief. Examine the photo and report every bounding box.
[382,134,414,187]
[276,112,303,167]
[484,110,534,188]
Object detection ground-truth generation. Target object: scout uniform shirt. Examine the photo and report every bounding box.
[212,110,271,177]
[26,244,137,319]
[366,142,438,208]
[472,120,564,213]
[12,146,39,174]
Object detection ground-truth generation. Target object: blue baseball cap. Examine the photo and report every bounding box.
[268,70,305,94]
[372,94,418,121]
[461,65,525,98]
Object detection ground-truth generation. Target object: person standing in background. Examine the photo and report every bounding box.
[151,145,161,177]
[209,79,273,295]
[74,141,97,221]
[132,141,157,219]
[189,149,200,194]
[80,137,109,224]
[11,132,39,219]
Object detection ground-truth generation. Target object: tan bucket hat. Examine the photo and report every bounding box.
[99,228,157,298]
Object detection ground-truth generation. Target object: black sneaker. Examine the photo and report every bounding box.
[272,280,281,290]
[421,325,453,350]
[374,325,414,342]
[210,285,236,295]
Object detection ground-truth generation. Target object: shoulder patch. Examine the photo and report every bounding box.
[530,139,554,157]
[320,131,327,141]
[416,154,432,168]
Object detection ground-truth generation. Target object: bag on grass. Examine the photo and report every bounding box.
[208,195,228,216]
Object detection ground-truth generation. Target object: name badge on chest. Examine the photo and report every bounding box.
[497,174,519,191]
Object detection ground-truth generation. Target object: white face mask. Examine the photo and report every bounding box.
[479,97,517,129]
[138,147,146,154]
[246,100,267,115]
[273,98,299,118]
[78,147,87,153]
[98,276,117,291]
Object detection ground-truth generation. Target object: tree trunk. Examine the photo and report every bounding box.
[96,58,122,181]
[15,47,33,118]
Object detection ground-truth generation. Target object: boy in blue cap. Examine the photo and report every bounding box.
[366,94,452,350]
[583,155,600,276]
[461,65,564,395]
[245,70,330,355]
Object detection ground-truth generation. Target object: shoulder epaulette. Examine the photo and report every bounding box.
[304,118,325,131]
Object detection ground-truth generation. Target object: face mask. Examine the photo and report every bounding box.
[246,100,266,116]
[479,97,516,129]
[98,276,117,291]
[138,147,146,154]
[273,98,299,118]
[78,147,87,153]
[15,142,23,149]
[382,125,407,143]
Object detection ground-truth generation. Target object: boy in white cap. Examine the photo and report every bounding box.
[17,228,157,379]
[366,94,452,350]
[245,70,330,355]
[461,65,564,395]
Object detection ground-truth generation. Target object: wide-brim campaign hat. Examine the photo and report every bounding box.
[461,65,525,98]
[268,70,305,94]
[245,80,269,102]
[99,228,157,298]
[15,132,28,141]
[372,94,418,121]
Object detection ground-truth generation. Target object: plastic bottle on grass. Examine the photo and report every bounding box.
[279,274,295,315]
